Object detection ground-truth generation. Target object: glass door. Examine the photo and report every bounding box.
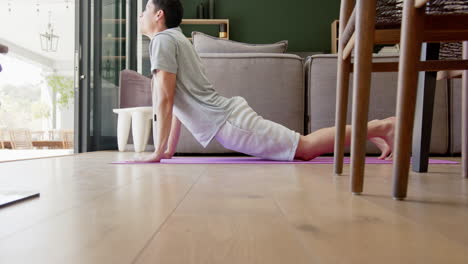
[137,0,152,77]
[76,0,137,152]
[94,0,127,150]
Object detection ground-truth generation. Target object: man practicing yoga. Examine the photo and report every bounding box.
[135,0,395,162]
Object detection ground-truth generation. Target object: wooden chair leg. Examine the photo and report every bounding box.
[333,0,354,175]
[412,43,439,173]
[462,41,468,178]
[392,0,425,200]
[334,58,351,175]
[350,0,377,194]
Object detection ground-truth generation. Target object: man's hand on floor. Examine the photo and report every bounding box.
[161,151,174,160]
[130,152,165,163]
[130,151,173,163]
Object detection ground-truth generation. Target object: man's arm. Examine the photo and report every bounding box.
[134,69,176,162]
[153,69,176,154]
[164,115,181,157]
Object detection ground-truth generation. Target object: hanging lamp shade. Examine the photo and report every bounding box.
[40,11,59,52]
[40,23,59,52]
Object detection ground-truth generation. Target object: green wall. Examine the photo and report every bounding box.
[180,0,341,52]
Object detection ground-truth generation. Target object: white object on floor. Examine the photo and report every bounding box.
[113,107,153,152]
[0,149,74,162]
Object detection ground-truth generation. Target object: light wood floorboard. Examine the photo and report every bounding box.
[0,152,467,263]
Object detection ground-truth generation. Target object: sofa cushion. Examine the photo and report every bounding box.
[191,31,288,54]
[119,70,152,108]
[306,54,449,155]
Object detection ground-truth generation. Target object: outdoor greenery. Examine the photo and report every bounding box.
[0,83,41,129]
[46,74,74,129]
[46,75,74,109]
[0,74,74,130]
[31,101,51,119]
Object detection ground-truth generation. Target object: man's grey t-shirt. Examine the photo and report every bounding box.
[149,26,238,148]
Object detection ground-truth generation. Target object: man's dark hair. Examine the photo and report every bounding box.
[152,0,184,28]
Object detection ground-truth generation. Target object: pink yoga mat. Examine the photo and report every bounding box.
[111,157,458,165]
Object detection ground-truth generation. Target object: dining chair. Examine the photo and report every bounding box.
[333,0,468,199]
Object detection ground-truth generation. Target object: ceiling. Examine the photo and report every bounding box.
[0,0,75,69]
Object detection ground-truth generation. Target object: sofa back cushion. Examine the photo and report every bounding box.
[191,31,288,53]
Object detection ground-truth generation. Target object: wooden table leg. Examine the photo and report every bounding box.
[392,0,425,200]
[350,0,376,195]
[412,42,440,173]
[333,0,354,175]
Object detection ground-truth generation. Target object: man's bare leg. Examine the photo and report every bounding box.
[294,117,395,161]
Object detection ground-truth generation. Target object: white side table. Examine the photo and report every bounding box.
[113,107,153,152]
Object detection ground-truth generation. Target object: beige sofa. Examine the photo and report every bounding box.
[120,53,461,155]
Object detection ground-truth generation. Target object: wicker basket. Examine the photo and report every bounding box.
[439,42,463,60]
[376,0,468,28]
[375,0,467,59]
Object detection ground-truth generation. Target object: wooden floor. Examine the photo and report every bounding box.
[0,151,467,263]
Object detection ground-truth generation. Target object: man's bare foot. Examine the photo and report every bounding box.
[370,137,392,160]
[369,117,395,160]
[381,116,395,155]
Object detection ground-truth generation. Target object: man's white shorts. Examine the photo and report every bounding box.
[214,96,301,161]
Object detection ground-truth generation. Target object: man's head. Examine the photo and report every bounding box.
[139,0,183,38]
